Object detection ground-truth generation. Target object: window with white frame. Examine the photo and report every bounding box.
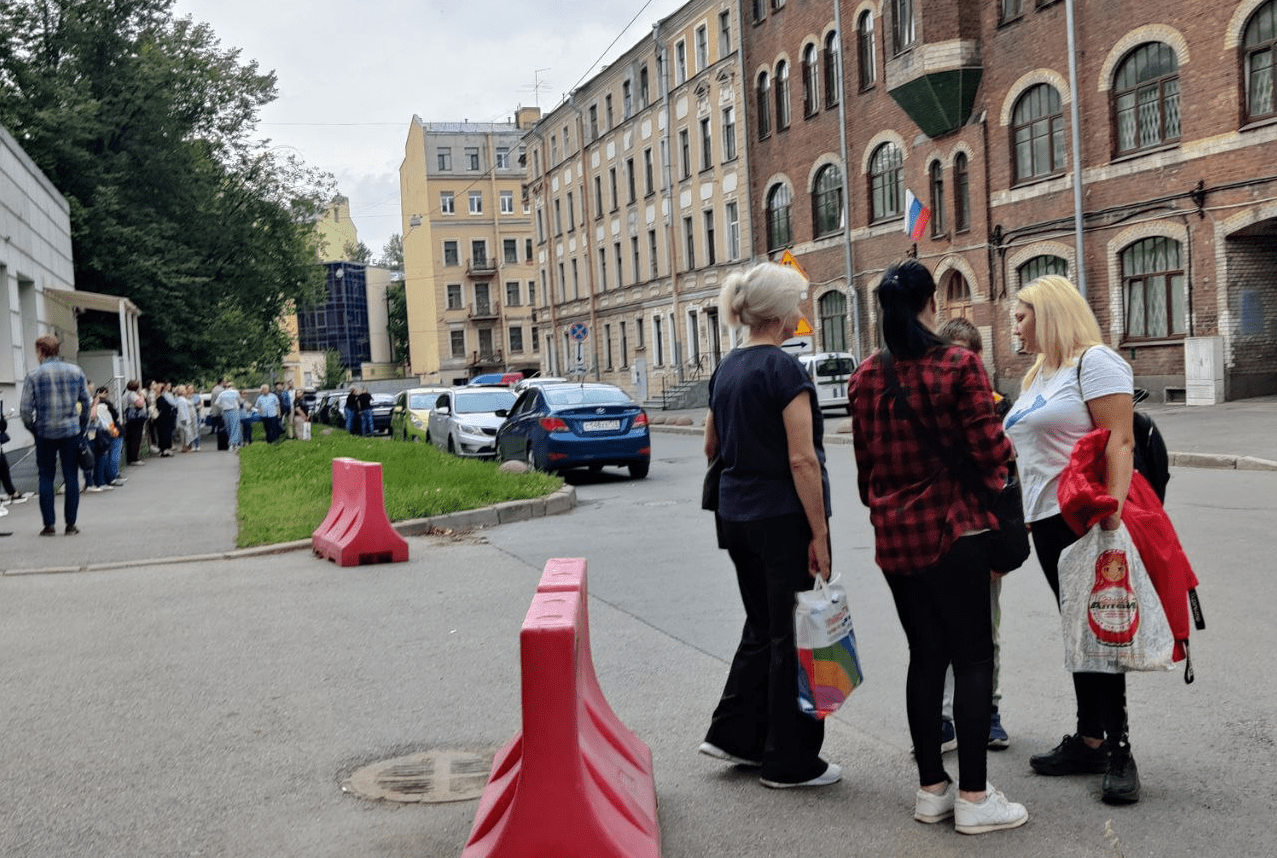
[469,191,482,214]
[696,25,709,71]
[722,107,737,160]
[870,142,903,221]
[700,118,713,170]
[776,61,791,129]
[892,0,916,55]
[465,147,480,170]
[824,31,841,105]
[858,12,876,89]
[447,283,463,309]
[676,40,688,84]
[726,201,741,260]
[719,11,731,55]
[437,147,452,170]
[500,190,514,213]
[440,191,454,214]
[802,44,820,116]
[757,72,772,137]
[496,147,510,168]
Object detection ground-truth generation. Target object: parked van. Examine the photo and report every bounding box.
[798,352,858,414]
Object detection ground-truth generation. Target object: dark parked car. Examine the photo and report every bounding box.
[367,393,396,434]
[495,382,650,478]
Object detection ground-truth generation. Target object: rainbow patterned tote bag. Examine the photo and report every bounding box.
[795,575,864,719]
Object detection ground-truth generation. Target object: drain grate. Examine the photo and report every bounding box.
[342,749,496,803]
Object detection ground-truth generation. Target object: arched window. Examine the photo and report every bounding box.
[869,142,903,222]
[812,164,844,237]
[1114,43,1180,154]
[1244,0,1277,122]
[1122,236,1186,339]
[944,272,973,320]
[953,153,970,232]
[928,161,945,236]
[766,183,793,250]
[756,72,772,138]
[776,60,792,129]
[858,12,877,89]
[1017,254,1067,288]
[802,44,820,116]
[824,32,841,106]
[1012,84,1065,183]
[819,291,848,352]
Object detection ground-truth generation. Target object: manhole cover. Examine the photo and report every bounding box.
[341,749,496,803]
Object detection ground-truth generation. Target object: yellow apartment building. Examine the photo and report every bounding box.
[400,109,542,385]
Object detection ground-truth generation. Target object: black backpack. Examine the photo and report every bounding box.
[1077,349,1170,502]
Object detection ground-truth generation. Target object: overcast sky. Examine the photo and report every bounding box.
[171,0,689,259]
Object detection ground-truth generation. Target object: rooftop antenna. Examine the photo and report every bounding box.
[520,68,552,109]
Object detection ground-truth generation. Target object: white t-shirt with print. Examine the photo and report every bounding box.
[1003,346,1133,522]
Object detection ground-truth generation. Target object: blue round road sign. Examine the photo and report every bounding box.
[569,322,589,341]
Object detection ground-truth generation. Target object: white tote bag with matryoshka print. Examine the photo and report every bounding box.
[1058,523,1175,674]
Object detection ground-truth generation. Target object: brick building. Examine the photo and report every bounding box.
[743,0,1277,400]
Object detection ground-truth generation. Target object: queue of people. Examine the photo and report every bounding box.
[699,260,1184,835]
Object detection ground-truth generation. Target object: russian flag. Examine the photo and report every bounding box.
[904,190,931,240]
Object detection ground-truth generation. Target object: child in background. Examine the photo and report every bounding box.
[936,316,1011,752]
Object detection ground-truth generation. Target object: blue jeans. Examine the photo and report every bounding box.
[224,409,242,447]
[92,441,110,487]
[108,435,123,481]
[36,435,81,528]
[361,410,373,436]
[344,408,355,434]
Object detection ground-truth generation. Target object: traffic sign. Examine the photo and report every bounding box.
[569,322,589,342]
[794,317,813,336]
[777,249,808,279]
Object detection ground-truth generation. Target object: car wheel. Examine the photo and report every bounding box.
[628,460,650,479]
[447,436,456,455]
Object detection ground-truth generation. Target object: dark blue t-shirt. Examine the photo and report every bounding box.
[709,345,829,522]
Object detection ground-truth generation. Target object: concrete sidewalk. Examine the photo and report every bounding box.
[647,394,1277,470]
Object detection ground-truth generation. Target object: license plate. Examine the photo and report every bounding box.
[582,419,621,431]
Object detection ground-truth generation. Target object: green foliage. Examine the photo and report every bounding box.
[343,240,373,264]
[0,0,334,380]
[320,348,347,389]
[235,431,562,547]
[377,233,403,270]
[385,280,409,367]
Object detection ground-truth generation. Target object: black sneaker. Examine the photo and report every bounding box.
[1102,743,1141,804]
[1030,734,1109,775]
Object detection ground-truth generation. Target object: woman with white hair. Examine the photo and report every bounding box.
[697,262,839,790]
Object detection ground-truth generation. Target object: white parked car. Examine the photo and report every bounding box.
[427,386,517,457]
[797,352,858,414]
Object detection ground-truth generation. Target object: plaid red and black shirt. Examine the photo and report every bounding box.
[849,346,1013,575]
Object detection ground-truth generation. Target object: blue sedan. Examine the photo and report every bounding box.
[495,383,651,479]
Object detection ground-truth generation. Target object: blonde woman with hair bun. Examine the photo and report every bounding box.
[698,262,840,790]
[1002,275,1142,804]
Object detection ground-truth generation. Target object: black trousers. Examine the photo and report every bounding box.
[1032,514,1129,744]
[0,449,16,496]
[885,534,994,792]
[125,418,146,463]
[704,513,827,784]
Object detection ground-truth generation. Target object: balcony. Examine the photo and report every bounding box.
[466,256,497,277]
[469,299,501,320]
[469,349,504,368]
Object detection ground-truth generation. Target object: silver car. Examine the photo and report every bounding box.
[427,386,517,457]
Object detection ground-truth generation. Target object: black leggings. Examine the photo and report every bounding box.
[0,449,16,495]
[885,534,993,792]
[1032,514,1128,744]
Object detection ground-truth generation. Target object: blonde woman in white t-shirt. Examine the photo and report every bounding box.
[1002,275,1140,805]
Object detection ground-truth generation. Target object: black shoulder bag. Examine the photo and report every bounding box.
[880,352,1031,573]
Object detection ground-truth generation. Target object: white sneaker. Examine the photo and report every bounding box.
[698,742,761,768]
[915,780,956,823]
[760,762,842,789]
[84,486,102,493]
[955,782,1028,834]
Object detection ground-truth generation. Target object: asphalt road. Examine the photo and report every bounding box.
[0,430,1273,857]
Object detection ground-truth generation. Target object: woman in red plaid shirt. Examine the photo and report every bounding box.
[849,259,1027,834]
[698,262,840,790]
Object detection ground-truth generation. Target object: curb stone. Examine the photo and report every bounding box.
[1,485,578,578]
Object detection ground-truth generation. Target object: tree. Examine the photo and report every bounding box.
[0,0,334,380]
[385,280,409,369]
[377,234,403,271]
[343,240,373,264]
[320,348,347,389]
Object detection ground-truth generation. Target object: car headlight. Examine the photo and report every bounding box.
[459,422,482,435]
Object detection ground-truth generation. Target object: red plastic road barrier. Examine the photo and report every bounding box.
[461,587,660,858]
[311,457,409,567]
[489,558,649,776]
